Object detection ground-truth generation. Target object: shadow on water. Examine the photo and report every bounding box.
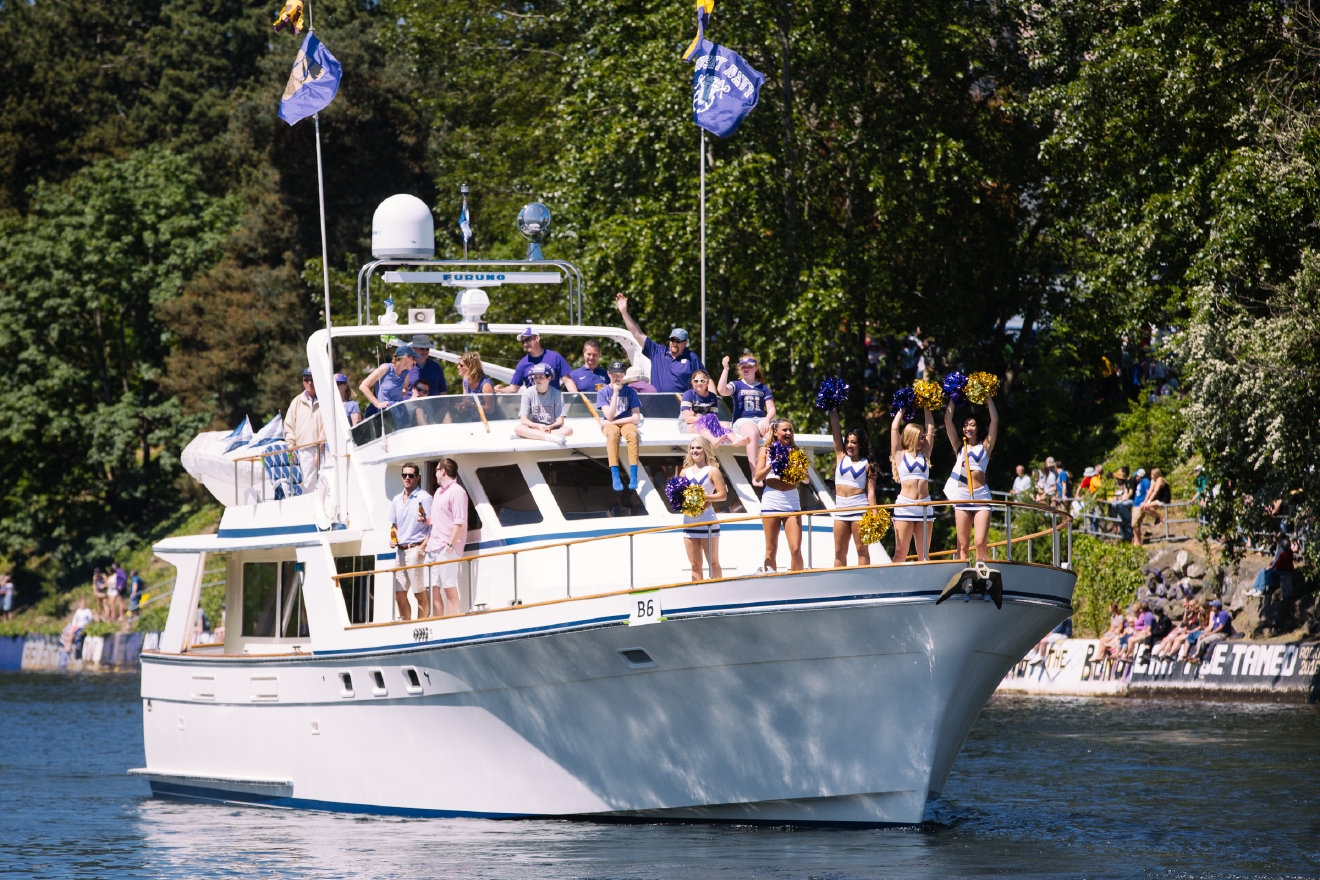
[2,673,1318,879]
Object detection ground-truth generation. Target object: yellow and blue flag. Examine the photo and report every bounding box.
[278,34,342,126]
[682,0,715,61]
[689,41,764,137]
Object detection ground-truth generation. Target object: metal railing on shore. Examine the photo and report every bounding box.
[990,490,1201,546]
[332,500,1073,626]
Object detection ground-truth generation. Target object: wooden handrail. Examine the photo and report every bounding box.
[233,440,326,463]
[331,499,1073,582]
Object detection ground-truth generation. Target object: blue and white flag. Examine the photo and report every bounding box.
[682,0,715,61]
[278,34,342,126]
[688,40,764,138]
[459,200,472,244]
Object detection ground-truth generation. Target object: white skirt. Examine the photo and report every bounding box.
[944,478,992,513]
[894,494,933,522]
[683,507,720,539]
[761,486,801,514]
[832,491,870,522]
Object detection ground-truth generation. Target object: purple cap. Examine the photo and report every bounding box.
[529,363,553,377]
[334,373,348,384]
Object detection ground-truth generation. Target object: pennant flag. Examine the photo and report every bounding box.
[278,34,342,126]
[682,0,715,62]
[689,40,764,138]
[459,200,472,244]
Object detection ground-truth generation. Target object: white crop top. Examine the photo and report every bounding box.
[896,452,930,483]
[950,443,989,483]
[836,455,869,490]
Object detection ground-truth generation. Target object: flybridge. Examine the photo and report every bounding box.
[381,271,564,286]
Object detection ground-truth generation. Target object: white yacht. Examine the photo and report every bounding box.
[131,197,1076,827]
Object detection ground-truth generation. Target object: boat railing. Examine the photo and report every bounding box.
[349,393,735,446]
[230,441,327,505]
[332,500,1073,625]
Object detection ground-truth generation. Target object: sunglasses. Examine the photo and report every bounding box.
[669,338,683,344]
[692,377,709,383]
[302,377,314,383]
[402,472,419,479]
[739,362,757,368]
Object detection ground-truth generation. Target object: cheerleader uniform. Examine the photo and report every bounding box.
[681,465,720,538]
[944,442,992,512]
[760,455,802,515]
[832,455,871,522]
[893,452,932,522]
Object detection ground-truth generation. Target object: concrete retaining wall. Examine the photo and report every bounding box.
[1,632,157,672]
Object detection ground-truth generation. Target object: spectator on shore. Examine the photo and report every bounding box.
[614,293,706,393]
[598,361,644,491]
[1191,599,1233,663]
[514,364,573,445]
[1194,465,1208,502]
[1132,467,1170,545]
[406,335,447,395]
[0,573,13,620]
[1144,605,1173,653]
[500,328,571,391]
[284,367,325,492]
[128,570,144,620]
[1122,601,1155,660]
[1112,466,1135,540]
[1011,465,1032,497]
[360,346,416,414]
[108,562,126,622]
[1154,602,1201,659]
[1246,534,1294,597]
[1098,602,1126,658]
[565,339,609,393]
[335,374,362,426]
[1036,457,1057,503]
[1055,464,1071,508]
[92,567,107,619]
[62,599,94,653]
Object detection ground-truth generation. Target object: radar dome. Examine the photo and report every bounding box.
[372,195,435,259]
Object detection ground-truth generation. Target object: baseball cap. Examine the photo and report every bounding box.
[334,373,348,384]
[529,363,553,377]
[1209,599,1222,608]
[301,367,313,378]
[607,360,627,373]
[395,345,417,359]
[669,328,690,342]
[517,326,538,340]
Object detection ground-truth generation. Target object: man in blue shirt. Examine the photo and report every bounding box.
[1133,468,1151,507]
[565,338,609,392]
[389,462,433,620]
[501,327,572,391]
[597,361,643,491]
[614,293,705,393]
[406,335,448,395]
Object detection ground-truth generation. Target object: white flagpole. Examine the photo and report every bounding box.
[700,128,707,366]
[308,3,339,520]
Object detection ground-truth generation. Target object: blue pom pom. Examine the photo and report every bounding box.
[767,441,790,476]
[889,386,916,422]
[694,412,728,438]
[814,377,850,412]
[664,476,692,511]
[942,371,969,405]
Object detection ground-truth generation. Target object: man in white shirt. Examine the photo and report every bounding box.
[62,599,95,652]
[389,462,432,620]
[284,367,324,492]
[1038,456,1058,503]
[1011,465,1033,497]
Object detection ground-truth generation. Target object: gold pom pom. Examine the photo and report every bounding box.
[781,448,810,485]
[965,371,1000,405]
[913,379,944,411]
[681,484,708,517]
[859,508,892,545]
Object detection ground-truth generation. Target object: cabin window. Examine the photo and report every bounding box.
[537,460,644,519]
[640,456,746,514]
[336,555,375,624]
[241,561,307,638]
[732,453,825,510]
[476,465,544,527]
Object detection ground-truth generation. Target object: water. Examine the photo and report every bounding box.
[3,673,1318,879]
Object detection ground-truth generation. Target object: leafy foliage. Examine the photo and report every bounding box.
[1070,535,1146,638]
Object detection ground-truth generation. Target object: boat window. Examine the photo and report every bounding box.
[537,460,645,520]
[336,555,375,624]
[476,465,544,527]
[732,453,825,510]
[640,456,746,514]
[242,561,308,638]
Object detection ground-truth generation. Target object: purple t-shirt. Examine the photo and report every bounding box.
[729,380,772,423]
[642,337,705,394]
[510,349,572,387]
[596,385,642,422]
[1133,611,1155,631]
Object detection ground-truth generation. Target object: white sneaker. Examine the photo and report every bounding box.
[551,434,567,447]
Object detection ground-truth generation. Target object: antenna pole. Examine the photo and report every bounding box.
[461,183,470,260]
[700,128,707,366]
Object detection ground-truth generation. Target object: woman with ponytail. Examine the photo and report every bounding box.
[829,412,877,567]
[890,407,936,561]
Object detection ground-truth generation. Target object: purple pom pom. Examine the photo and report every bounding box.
[942,371,969,405]
[664,475,692,511]
[889,386,916,422]
[814,377,850,412]
[694,412,728,438]
[767,441,791,476]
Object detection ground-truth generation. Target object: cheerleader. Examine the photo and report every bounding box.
[890,406,936,562]
[943,397,1000,561]
[829,411,877,567]
[752,418,805,572]
[680,435,727,581]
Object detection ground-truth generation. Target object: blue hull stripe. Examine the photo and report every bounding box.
[312,613,630,656]
[217,523,347,538]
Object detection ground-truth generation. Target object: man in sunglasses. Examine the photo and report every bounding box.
[389,462,433,621]
[614,293,705,393]
[284,367,324,491]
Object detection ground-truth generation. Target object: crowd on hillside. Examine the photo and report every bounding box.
[1094,597,1234,665]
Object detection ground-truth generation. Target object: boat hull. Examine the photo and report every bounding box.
[137,562,1072,827]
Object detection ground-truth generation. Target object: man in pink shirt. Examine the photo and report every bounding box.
[424,458,469,617]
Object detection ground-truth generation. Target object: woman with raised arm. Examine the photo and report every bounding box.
[717,353,774,483]
[829,412,877,567]
[890,407,936,562]
[943,396,999,561]
[680,435,727,581]
[752,418,805,572]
